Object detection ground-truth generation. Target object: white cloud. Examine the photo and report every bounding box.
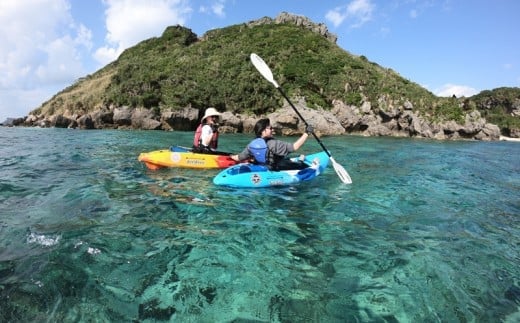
[325,10,345,27]
[211,1,226,18]
[75,24,94,51]
[94,0,193,65]
[3,87,61,120]
[198,0,226,18]
[325,0,375,28]
[36,36,86,83]
[435,84,478,98]
[0,0,91,120]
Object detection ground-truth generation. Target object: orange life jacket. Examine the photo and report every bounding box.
[193,124,219,149]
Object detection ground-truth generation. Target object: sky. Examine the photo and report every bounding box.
[1,0,519,122]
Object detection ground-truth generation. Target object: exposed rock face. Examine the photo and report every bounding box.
[247,12,337,43]
[330,98,500,141]
[120,107,162,130]
[91,108,114,128]
[267,99,345,136]
[113,106,133,127]
[512,99,520,117]
[160,107,199,131]
[14,94,501,141]
[1,117,25,127]
[50,114,76,128]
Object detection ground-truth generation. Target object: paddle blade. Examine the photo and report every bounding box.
[250,53,279,88]
[330,157,352,184]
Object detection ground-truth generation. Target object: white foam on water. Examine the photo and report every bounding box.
[26,232,61,247]
[87,247,101,255]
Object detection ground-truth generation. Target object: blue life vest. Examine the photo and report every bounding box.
[248,138,268,164]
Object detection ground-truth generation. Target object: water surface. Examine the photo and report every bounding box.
[1,128,519,322]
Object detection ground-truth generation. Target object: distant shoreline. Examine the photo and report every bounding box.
[499,135,520,142]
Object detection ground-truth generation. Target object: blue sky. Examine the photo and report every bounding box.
[1,0,519,122]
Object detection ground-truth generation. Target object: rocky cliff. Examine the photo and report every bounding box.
[12,95,500,141]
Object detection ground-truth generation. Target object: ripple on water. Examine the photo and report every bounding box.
[0,129,519,322]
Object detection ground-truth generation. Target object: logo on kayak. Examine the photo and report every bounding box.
[251,173,261,185]
[186,159,205,166]
[170,152,181,163]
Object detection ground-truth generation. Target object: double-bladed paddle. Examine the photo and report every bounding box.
[250,53,352,184]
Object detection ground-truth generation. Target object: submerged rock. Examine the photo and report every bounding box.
[505,285,520,304]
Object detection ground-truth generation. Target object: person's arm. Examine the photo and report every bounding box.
[292,132,309,151]
[231,147,250,161]
[292,125,314,151]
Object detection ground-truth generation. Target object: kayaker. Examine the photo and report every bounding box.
[193,107,222,153]
[230,118,314,170]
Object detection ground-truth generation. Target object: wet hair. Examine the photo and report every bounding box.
[254,118,270,138]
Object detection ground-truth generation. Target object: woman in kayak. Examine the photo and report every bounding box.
[193,107,222,153]
[231,118,314,170]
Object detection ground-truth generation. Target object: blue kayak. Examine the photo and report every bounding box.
[213,152,330,188]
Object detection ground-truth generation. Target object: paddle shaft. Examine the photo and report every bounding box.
[276,87,332,158]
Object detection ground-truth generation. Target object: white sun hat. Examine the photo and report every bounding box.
[201,107,222,121]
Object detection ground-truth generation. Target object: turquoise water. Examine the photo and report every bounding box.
[1,127,519,322]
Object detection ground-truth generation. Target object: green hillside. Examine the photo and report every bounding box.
[31,15,519,133]
[470,87,520,135]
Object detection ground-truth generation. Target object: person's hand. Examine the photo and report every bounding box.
[305,125,314,134]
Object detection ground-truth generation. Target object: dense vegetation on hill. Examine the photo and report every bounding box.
[469,88,520,135]
[31,14,519,134]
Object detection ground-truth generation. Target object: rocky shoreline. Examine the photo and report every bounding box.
[2,96,503,141]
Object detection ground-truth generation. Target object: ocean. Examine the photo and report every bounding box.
[1,127,519,322]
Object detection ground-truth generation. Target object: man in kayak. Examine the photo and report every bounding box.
[230,118,314,170]
[193,107,222,153]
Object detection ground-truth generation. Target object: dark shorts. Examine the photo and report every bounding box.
[272,159,309,171]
